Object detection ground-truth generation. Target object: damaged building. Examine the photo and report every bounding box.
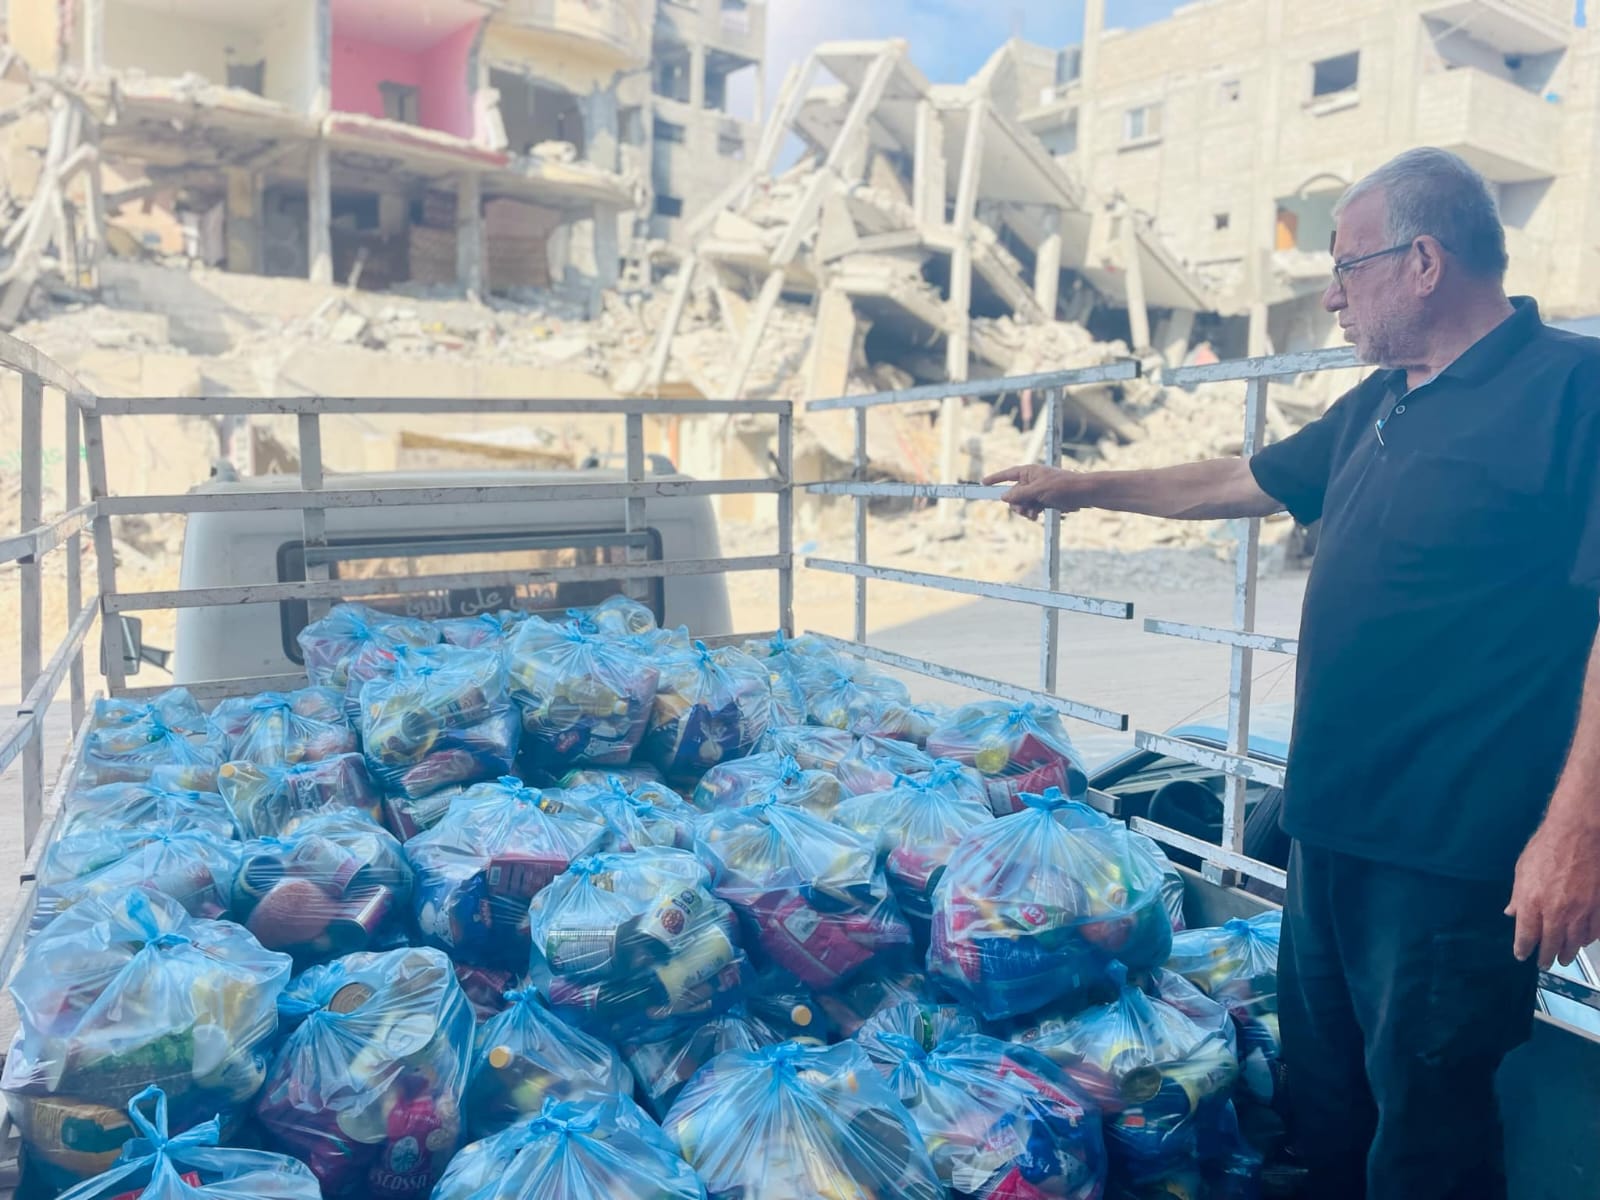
[2,0,766,308]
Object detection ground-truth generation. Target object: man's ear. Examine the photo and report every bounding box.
[1413,235,1447,296]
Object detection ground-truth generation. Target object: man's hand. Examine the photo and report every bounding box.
[983,465,1089,520]
[1507,807,1600,969]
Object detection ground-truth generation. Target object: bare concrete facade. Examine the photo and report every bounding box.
[995,0,1589,353]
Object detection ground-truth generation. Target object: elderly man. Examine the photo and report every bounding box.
[986,147,1600,1199]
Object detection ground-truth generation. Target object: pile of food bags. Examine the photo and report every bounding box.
[256,946,473,1199]
[2,890,289,1190]
[663,1040,945,1200]
[928,788,1174,1020]
[407,776,608,970]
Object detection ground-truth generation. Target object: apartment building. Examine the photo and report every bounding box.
[4,0,762,302]
[648,0,766,242]
[991,0,1588,353]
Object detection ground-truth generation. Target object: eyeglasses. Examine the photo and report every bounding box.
[1330,242,1414,291]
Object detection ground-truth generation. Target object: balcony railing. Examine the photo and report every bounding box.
[1414,66,1560,182]
[500,0,652,66]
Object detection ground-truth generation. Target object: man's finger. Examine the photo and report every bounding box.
[1510,898,1541,963]
[983,466,1024,486]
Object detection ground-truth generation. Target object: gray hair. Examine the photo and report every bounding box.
[1335,147,1508,279]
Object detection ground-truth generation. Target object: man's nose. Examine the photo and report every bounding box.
[1323,278,1346,314]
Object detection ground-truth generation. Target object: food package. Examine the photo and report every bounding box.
[207,687,356,768]
[89,689,209,734]
[231,810,413,966]
[795,655,926,740]
[79,710,227,793]
[462,988,630,1139]
[381,782,469,842]
[569,593,658,636]
[856,1004,1107,1200]
[742,632,845,722]
[58,780,236,843]
[406,776,608,970]
[691,751,844,817]
[32,831,239,934]
[435,1096,705,1200]
[529,848,749,1041]
[641,642,772,784]
[218,752,383,839]
[663,1040,943,1200]
[622,1002,792,1119]
[559,762,666,790]
[1014,967,1255,1191]
[1132,831,1188,934]
[507,618,660,773]
[836,735,938,797]
[52,1086,322,1200]
[438,610,528,650]
[816,968,935,1038]
[928,790,1174,1020]
[543,773,697,851]
[296,601,438,692]
[927,702,1089,815]
[696,801,913,991]
[256,946,474,1200]
[754,724,856,773]
[1166,911,1282,1106]
[2,890,289,1189]
[454,966,520,1023]
[359,644,520,799]
[833,761,996,923]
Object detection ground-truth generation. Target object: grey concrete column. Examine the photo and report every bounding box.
[457,171,484,295]
[308,140,332,284]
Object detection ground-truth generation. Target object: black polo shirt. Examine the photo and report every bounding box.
[1249,298,1600,882]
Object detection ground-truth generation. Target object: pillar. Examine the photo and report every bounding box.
[591,202,619,317]
[312,0,332,115]
[224,167,262,275]
[806,288,857,400]
[1120,210,1151,351]
[457,172,484,296]
[754,62,767,128]
[1034,207,1063,318]
[308,140,332,284]
[1078,0,1104,192]
[84,0,106,76]
[941,97,987,526]
[1157,307,1197,365]
[913,100,946,229]
[378,192,407,236]
[689,43,707,111]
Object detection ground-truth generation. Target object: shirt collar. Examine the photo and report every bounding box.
[1372,295,1541,398]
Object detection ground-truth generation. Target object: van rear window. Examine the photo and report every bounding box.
[276,529,664,663]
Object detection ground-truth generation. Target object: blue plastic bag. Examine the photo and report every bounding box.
[856,1003,1107,1200]
[437,1096,706,1200]
[928,790,1174,1020]
[33,831,239,934]
[663,1040,944,1200]
[833,761,995,923]
[692,751,845,817]
[1013,966,1250,1191]
[530,848,749,1041]
[80,711,227,793]
[927,702,1089,815]
[568,593,659,636]
[508,618,660,772]
[543,772,697,851]
[438,609,529,650]
[217,751,383,839]
[836,734,937,797]
[58,780,236,843]
[1131,830,1188,934]
[642,642,772,784]
[232,810,412,967]
[1166,911,1282,1106]
[296,601,438,692]
[207,686,356,768]
[2,890,290,1189]
[621,1002,793,1118]
[257,946,474,1200]
[696,800,913,991]
[754,723,856,772]
[406,776,608,970]
[89,689,208,735]
[53,1086,321,1200]
[359,643,519,799]
[463,988,630,1139]
[794,654,924,739]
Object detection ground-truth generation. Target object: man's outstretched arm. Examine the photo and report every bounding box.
[983,458,1286,522]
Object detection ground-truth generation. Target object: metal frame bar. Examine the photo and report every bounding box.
[808,481,1010,501]
[18,372,42,843]
[809,359,1141,411]
[1130,817,1289,890]
[92,395,793,416]
[1040,386,1065,692]
[1161,346,1360,385]
[808,557,1133,620]
[96,478,785,516]
[0,501,95,566]
[1135,731,1288,788]
[1144,618,1299,654]
[807,632,1130,731]
[776,410,795,637]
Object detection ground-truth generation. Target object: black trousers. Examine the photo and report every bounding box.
[1279,841,1539,1200]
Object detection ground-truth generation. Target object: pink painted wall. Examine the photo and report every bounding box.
[330,19,480,139]
[419,23,479,140]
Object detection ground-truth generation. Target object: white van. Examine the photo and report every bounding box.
[171,466,734,685]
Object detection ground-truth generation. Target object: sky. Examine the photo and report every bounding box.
[759,0,1189,100]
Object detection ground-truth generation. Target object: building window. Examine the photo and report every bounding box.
[718,131,746,159]
[1214,212,1231,231]
[379,81,420,126]
[1311,52,1360,98]
[655,194,684,218]
[1122,103,1162,144]
[654,119,686,144]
